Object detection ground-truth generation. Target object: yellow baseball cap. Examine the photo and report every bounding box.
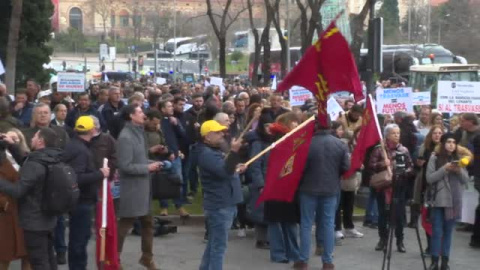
[200,120,227,137]
[75,116,95,132]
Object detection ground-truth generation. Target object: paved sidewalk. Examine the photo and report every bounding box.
[12,222,479,269]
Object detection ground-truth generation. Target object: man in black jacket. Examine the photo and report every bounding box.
[101,86,125,137]
[65,92,107,132]
[0,127,61,270]
[63,116,109,270]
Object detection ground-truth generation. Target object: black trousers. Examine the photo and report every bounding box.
[24,230,57,270]
[335,191,355,231]
[377,184,407,242]
[471,183,480,244]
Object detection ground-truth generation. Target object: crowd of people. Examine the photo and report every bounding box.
[0,76,479,270]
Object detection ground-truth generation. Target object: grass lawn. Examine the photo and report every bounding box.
[225,54,249,74]
[151,185,366,217]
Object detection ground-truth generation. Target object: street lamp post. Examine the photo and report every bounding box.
[173,0,177,80]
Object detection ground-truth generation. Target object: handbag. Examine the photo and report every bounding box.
[151,171,182,200]
[341,172,361,192]
[370,168,393,189]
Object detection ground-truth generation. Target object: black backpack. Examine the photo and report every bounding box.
[42,162,80,216]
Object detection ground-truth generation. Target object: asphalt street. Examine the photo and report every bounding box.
[11,221,479,270]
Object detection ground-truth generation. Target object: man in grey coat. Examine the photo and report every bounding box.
[116,105,163,270]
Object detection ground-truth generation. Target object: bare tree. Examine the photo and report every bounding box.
[144,5,173,48]
[206,0,248,78]
[93,0,118,39]
[295,0,325,55]
[5,0,23,94]
[350,0,373,64]
[247,0,261,86]
[260,0,274,84]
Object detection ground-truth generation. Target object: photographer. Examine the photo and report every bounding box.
[367,124,413,253]
[426,133,470,270]
[0,132,30,269]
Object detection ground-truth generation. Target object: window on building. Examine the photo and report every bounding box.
[69,7,83,31]
[119,10,130,27]
[111,13,116,28]
[133,15,142,27]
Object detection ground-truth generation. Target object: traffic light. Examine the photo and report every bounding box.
[367,17,383,73]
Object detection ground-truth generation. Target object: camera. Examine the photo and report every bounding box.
[394,151,407,175]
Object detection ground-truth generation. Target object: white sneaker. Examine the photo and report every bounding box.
[335,230,345,239]
[237,228,247,238]
[344,228,364,238]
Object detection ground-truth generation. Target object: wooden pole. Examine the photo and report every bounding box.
[224,115,258,160]
[243,115,315,168]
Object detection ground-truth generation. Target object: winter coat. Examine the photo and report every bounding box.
[22,124,69,149]
[65,105,107,132]
[298,130,350,196]
[0,154,27,261]
[116,122,151,218]
[195,142,243,210]
[101,101,125,137]
[0,147,61,231]
[90,132,117,180]
[63,136,104,204]
[245,134,268,224]
[426,153,470,208]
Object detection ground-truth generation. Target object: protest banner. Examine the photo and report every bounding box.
[412,91,431,106]
[327,96,344,121]
[376,87,413,114]
[57,72,86,92]
[156,77,166,85]
[437,81,480,113]
[209,76,225,95]
[289,86,313,107]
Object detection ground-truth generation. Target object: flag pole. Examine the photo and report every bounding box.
[243,115,315,168]
[224,115,258,160]
[99,158,108,265]
[368,95,391,170]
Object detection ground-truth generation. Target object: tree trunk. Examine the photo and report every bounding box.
[350,0,371,64]
[271,0,287,78]
[247,0,260,86]
[5,0,23,94]
[218,36,227,78]
[261,2,273,85]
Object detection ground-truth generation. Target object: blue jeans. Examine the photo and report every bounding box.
[160,157,184,208]
[299,192,339,264]
[54,215,67,253]
[365,188,379,224]
[68,203,93,270]
[199,206,237,270]
[268,222,300,262]
[430,207,456,257]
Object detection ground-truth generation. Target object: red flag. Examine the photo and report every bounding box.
[343,95,383,178]
[277,21,363,126]
[257,119,315,204]
[96,184,120,270]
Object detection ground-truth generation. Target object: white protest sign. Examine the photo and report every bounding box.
[289,86,313,107]
[183,103,193,112]
[0,59,5,75]
[109,47,116,60]
[99,44,109,60]
[209,76,225,95]
[437,81,480,113]
[57,72,86,92]
[156,77,166,85]
[271,75,277,90]
[327,96,344,121]
[376,87,413,114]
[461,189,479,224]
[412,91,431,106]
[104,73,109,82]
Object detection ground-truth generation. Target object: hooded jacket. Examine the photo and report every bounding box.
[0,147,62,231]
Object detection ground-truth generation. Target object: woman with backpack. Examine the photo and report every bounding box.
[425,133,471,270]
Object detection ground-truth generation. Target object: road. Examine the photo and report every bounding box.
[11,221,480,269]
